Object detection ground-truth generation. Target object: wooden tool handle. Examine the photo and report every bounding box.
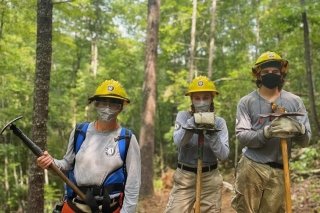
[195,133,204,213]
[280,138,292,213]
[49,164,86,200]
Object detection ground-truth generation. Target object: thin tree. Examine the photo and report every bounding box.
[90,0,103,78]
[189,0,197,81]
[253,0,260,57]
[27,0,52,212]
[139,0,160,197]
[0,7,4,39]
[301,0,320,136]
[208,0,217,78]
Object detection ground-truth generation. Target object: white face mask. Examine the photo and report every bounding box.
[96,107,120,121]
[193,100,211,112]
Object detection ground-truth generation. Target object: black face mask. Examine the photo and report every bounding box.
[261,73,281,89]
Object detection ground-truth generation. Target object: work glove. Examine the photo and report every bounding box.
[263,117,306,139]
[205,130,219,141]
[184,116,196,129]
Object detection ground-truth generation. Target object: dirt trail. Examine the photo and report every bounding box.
[137,185,235,213]
[137,169,236,213]
[137,170,320,213]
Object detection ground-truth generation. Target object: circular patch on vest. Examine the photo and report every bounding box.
[174,123,181,130]
[105,147,115,156]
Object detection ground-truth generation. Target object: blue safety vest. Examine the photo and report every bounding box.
[65,122,132,200]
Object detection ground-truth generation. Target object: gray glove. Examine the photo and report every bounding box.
[185,116,196,129]
[264,117,306,139]
[205,130,218,139]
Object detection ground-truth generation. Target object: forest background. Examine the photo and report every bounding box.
[0,0,319,212]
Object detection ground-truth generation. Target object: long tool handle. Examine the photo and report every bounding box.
[9,124,86,200]
[49,164,86,200]
[280,138,292,213]
[195,132,204,213]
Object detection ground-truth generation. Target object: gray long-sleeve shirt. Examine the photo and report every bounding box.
[54,122,141,213]
[236,90,311,164]
[173,111,229,166]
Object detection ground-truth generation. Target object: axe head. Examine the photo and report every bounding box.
[258,112,304,118]
[183,126,221,134]
[1,116,23,135]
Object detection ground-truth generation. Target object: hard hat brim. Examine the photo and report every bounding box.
[88,95,130,104]
[185,90,219,96]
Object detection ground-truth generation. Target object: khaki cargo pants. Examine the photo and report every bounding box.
[231,156,286,213]
[165,167,223,213]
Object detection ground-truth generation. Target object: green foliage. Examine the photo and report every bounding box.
[153,177,163,192]
[44,184,64,213]
[160,69,189,167]
[0,143,29,211]
[291,145,320,172]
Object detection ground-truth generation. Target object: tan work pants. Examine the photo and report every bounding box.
[165,167,223,213]
[231,156,285,213]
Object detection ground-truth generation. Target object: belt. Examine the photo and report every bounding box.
[79,184,124,197]
[73,197,86,205]
[73,197,119,206]
[266,162,283,170]
[177,163,217,173]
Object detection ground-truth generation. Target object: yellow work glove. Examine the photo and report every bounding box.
[264,117,306,139]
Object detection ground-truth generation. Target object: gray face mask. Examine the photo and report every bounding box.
[96,107,120,121]
[193,100,211,112]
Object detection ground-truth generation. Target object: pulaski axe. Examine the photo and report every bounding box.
[1,116,98,210]
[259,103,305,213]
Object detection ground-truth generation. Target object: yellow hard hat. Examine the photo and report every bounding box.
[185,76,219,96]
[88,79,130,103]
[252,51,288,76]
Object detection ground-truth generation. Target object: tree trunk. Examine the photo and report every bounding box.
[13,162,18,185]
[4,154,9,191]
[301,0,320,136]
[0,9,4,39]
[139,0,160,197]
[189,0,197,81]
[90,0,102,78]
[252,0,260,57]
[90,35,98,77]
[208,0,217,78]
[27,0,52,212]
[4,153,9,212]
[72,38,84,125]
[19,164,24,186]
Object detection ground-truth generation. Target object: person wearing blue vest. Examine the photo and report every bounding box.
[37,79,141,213]
[165,76,229,213]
